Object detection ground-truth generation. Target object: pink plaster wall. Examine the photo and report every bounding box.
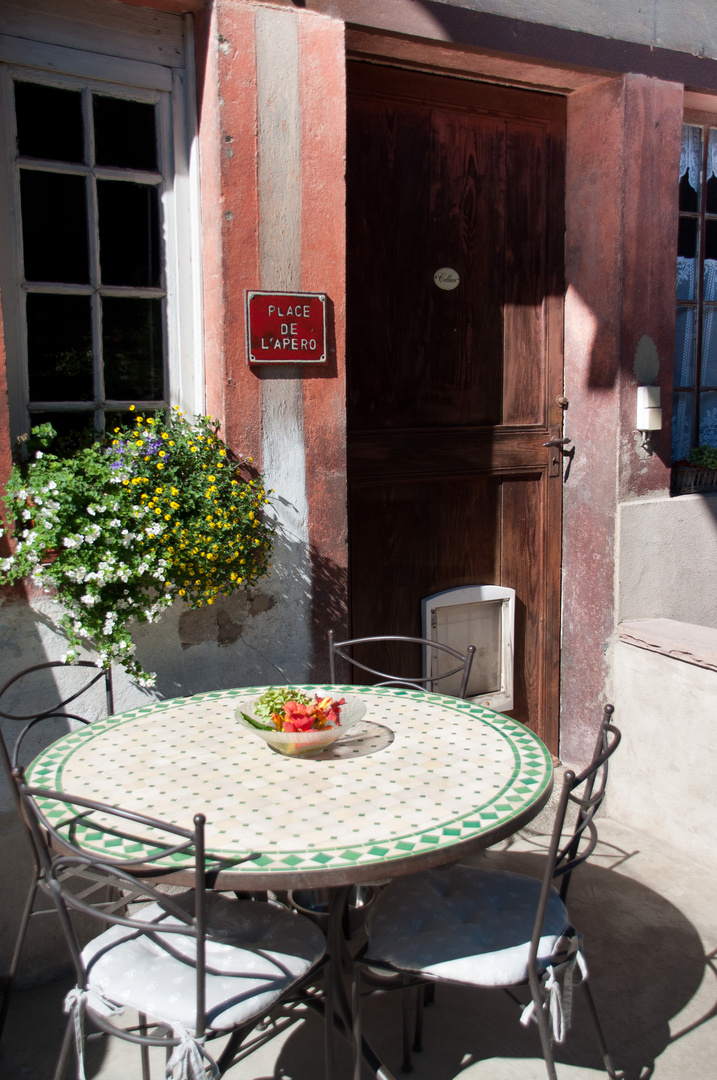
[198,0,263,463]
[298,14,349,669]
[561,74,682,765]
[618,76,682,499]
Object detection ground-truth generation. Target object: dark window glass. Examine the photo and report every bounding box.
[707,176,717,216]
[27,410,95,452]
[707,131,717,214]
[27,294,93,401]
[679,170,699,213]
[93,96,157,171]
[97,180,160,287]
[677,217,698,300]
[678,215,698,258]
[14,82,84,164]
[20,170,89,284]
[103,297,164,400]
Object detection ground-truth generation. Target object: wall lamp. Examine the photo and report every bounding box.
[636,385,662,452]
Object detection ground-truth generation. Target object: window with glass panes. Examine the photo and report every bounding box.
[12,76,168,443]
[674,124,717,462]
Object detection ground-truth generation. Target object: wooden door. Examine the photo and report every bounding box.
[346,64,566,751]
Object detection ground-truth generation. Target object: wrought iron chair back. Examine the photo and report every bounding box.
[352,704,622,1080]
[328,630,476,697]
[0,660,114,1038]
[12,770,327,1080]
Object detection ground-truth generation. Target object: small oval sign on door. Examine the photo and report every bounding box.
[434,267,460,290]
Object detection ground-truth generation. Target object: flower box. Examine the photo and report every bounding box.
[672,464,717,495]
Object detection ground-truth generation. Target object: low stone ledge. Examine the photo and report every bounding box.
[618,618,717,672]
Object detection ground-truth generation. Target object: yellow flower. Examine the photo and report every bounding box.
[129,404,135,411]
[158,450,166,458]
[156,463,164,470]
[161,433,168,440]
[219,449,226,457]
[208,475,215,482]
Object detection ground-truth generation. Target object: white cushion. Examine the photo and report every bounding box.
[365,864,573,986]
[81,893,325,1033]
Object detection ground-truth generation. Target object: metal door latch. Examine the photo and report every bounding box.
[543,436,572,477]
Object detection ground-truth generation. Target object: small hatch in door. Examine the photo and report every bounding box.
[421,586,515,711]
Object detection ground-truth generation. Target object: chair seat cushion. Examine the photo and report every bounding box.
[365,864,573,986]
[81,893,325,1033]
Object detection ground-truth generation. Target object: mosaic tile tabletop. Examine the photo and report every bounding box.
[27,685,553,888]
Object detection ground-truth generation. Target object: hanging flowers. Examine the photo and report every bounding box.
[0,409,274,686]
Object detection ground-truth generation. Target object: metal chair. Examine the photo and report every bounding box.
[328,630,476,698]
[352,705,621,1079]
[0,660,114,1038]
[12,769,329,1080]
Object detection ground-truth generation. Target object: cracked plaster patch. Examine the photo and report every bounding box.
[178,591,275,649]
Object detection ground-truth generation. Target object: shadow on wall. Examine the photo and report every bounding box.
[132,525,347,699]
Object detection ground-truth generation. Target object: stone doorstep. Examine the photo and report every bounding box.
[618,617,717,672]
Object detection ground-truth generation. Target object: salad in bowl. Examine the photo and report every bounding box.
[236,687,367,757]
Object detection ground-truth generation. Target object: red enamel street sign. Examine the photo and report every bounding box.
[246,291,327,364]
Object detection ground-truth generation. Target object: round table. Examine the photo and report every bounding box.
[27,683,553,890]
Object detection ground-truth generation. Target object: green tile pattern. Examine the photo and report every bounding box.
[26,685,552,879]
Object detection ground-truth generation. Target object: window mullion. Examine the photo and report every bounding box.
[84,87,104,432]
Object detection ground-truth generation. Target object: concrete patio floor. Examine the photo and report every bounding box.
[1,813,716,1080]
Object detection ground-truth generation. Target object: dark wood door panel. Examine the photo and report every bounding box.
[504,122,548,425]
[346,62,565,749]
[347,62,566,124]
[349,473,502,683]
[501,475,549,733]
[348,428,553,482]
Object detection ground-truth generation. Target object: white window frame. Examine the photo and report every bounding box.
[0,30,204,445]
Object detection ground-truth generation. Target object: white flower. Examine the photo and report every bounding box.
[21,509,31,521]
[34,451,43,459]
[80,594,96,606]
[86,506,96,517]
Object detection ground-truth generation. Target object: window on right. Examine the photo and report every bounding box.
[674,123,717,484]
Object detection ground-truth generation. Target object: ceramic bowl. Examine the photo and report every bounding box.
[235,694,367,758]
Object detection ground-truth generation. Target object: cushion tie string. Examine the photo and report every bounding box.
[64,986,124,1080]
[519,944,588,1044]
[165,1022,219,1080]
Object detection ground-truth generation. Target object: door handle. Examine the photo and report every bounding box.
[543,438,572,447]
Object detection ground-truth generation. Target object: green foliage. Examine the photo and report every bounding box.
[688,444,717,470]
[0,409,274,686]
[252,687,311,723]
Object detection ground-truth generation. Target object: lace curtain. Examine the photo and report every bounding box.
[674,127,717,460]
